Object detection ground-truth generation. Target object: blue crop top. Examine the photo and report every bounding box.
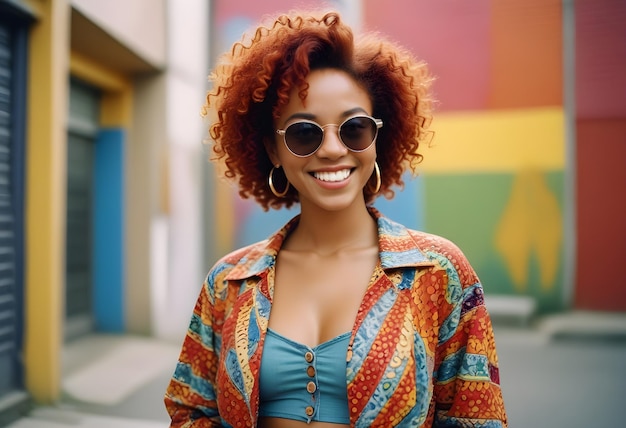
[259,328,351,424]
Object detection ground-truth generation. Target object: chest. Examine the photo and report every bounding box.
[215,265,442,427]
[267,248,379,347]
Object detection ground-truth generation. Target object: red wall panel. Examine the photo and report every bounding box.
[363,0,491,111]
[364,0,562,111]
[574,0,626,311]
[575,119,626,311]
[576,0,626,118]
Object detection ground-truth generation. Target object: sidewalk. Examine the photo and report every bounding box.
[7,407,166,428]
[486,295,626,342]
[7,334,181,428]
[6,309,626,428]
[536,309,626,341]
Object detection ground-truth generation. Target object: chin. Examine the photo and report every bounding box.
[308,195,366,213]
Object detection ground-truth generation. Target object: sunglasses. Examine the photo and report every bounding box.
[276,115,383,157]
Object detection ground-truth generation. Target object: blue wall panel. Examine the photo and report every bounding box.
[93,129,125,332]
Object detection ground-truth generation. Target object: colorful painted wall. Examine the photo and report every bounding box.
[362,0,566,312]
[573,0,626,311]
[209,0,625,313]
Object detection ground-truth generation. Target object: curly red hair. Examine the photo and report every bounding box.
[204,10,435,210]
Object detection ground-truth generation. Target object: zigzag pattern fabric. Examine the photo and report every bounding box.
[165,208,507,427]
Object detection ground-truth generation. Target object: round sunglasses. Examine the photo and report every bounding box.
[276,115,383,157]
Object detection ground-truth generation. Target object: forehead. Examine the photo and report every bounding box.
[279,69,372,123]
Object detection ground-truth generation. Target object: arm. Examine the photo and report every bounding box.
[430,246,508,427]
[164,274,223,427]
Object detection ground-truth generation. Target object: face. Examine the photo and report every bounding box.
[267,69,378,213]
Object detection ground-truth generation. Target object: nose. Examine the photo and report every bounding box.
[316,124,348,158]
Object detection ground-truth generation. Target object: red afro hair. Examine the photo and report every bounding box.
[203,10,435,211]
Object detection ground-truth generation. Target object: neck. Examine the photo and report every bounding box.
[287,202,378,255]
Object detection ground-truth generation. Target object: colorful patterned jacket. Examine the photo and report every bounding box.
[165,208,507,427]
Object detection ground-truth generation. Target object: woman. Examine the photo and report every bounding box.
[165,10,507,428]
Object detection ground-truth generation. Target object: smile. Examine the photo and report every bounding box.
[312,169,352,182]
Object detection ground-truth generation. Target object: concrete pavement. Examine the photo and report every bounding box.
[6,309,626,428]
[7,335,179,428]
[495,320,626,427]
[7,407,165,428]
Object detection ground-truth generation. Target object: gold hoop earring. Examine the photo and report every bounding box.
[372,161,381,193]
[269,166,290,197]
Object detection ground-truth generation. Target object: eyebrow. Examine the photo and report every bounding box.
[282,107,370,125]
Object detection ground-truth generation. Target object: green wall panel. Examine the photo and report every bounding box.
[423,172,564,312]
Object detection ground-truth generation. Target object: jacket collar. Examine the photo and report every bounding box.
[224,206,434,281]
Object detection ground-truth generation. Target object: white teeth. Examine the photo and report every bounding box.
[314,169,351,182]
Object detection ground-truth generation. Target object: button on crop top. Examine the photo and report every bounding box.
[259,328,350,424]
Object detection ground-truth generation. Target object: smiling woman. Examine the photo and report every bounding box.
[164,9,508,428]
[265,69,378,213]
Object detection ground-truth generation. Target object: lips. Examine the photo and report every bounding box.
[312,169,352,182]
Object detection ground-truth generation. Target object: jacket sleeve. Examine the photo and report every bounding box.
[431,243,508,427]
[164,270,223,427]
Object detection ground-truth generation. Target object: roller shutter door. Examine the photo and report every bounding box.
[0,10,28,422]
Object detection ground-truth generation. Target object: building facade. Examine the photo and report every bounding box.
[212,0,626,314]
[0,0,211,423]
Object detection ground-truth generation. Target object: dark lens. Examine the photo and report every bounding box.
[285,122,323,156]
[339,117,376,151]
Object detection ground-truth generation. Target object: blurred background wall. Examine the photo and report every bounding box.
[0,0,623,421]
[209,0,626,316]
[0,0,210,418]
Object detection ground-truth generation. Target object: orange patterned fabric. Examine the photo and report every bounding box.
[165,208,507,427]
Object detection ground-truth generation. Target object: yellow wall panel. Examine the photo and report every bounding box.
[25,0,71,403]
[420,108,565,174]
[70,51,133,127]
